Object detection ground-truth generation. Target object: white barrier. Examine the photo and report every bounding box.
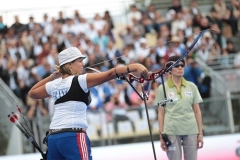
[1,133,240,160]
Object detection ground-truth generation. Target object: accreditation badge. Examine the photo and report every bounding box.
[168,92,178,102]
[168,92,174,99]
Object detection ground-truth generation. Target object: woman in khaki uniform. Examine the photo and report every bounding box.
[154,55,204,160]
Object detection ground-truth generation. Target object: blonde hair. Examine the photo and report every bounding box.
[55,63,79,76]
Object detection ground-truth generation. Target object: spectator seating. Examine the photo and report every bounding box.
[141,108,157,122]
[116,120,135,139]
[87,124,100,141]
[101,122,115,139]
[133,119,150,137]
[0,0,239,153]
[126,110,141,122]
[87,111,107,130]
[152,120,160,135]
[80,108,156,142]
[145,33,157,47]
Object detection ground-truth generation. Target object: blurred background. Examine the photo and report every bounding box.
[0,0,240,159]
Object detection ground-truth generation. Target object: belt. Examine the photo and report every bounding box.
[49,128,86,135]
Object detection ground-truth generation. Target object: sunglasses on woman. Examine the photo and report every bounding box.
[174,64,185,68]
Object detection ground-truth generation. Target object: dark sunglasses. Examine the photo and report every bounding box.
[174,64,185,68]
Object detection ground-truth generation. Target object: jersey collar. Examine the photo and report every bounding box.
[167,76,187,88]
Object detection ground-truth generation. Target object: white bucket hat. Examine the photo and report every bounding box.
[58,47,86,66]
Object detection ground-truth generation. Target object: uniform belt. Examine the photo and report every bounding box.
[49,128,86,135]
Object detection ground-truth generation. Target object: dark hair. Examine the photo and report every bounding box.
[226,39,233,45]
[165,55,185,68]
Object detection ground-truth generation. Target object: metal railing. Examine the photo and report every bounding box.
[0,91,238,156]
[196,49,240,132]
[217,69,240,92]
[195,57,227,96]
[196,53,240,117]
[0,78,24,155]
[0,78,24,138]
[195,58,236,133]
[1,94,236,156]
[205,54,239,71]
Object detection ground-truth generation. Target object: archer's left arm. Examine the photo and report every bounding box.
[193,103,203,135]
[193,103,204,148]
[192,83,204,136]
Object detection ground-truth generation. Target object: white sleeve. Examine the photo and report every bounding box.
[45,81,52,96]
[78,74,89,93]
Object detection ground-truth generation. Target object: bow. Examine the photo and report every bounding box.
[83,29,209,160]
[84,29,211,82]
[118,29,209,83]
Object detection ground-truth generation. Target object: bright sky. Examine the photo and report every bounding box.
[0,0,133,26]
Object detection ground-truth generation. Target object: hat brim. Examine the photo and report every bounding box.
[60,55,86,66]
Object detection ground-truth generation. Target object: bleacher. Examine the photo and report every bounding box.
[86,107,159,144]
[135,0,232,12]
[0,0,240,156]
[196,55,240,135]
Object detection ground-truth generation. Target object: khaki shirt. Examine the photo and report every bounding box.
[154,77,203,135]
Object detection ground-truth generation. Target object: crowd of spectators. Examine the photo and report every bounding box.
[0,0,240,120]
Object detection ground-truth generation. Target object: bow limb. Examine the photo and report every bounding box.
[165,29,208,72]
[121,29,208,83]
[149,29,207,80]
[85,29,208,83]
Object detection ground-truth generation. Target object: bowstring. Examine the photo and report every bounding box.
[84,29,207,70]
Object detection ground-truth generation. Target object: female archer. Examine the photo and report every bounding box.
[28,47,148,160]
